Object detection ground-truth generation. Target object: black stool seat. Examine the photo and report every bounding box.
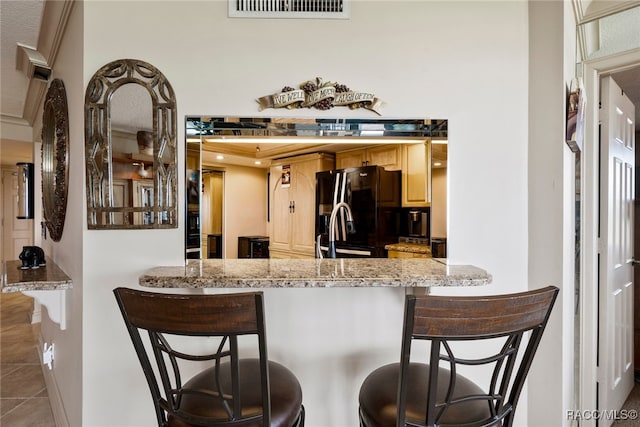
[359,363,491,427]
[169,359,303,427]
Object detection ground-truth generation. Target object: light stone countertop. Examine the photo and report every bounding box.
[2,258,73,293]
[385,242,432,254]
[139,258,492,288]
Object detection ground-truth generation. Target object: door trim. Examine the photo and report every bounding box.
[580,47,640,426]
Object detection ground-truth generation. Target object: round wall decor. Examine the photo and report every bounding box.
[41,78,69,242]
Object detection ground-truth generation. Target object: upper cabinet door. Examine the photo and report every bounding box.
[401,141,431,207]
[336,149,367,169]
[335,145,401,170]
[366,145,401,170]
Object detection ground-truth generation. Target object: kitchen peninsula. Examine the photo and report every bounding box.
[139,257,491,426]
[139,258,491,288]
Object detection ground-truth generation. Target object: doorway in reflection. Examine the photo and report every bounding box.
[202,170,224,258]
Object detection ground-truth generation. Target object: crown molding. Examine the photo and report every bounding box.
[22,0,75,126]
[0,114,33,142]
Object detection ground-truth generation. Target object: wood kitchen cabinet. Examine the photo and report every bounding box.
[269,153,335,259]
[335,144,402,170]
[401,140,432,207]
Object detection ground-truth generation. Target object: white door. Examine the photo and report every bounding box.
[598,76,636,423]
[1,168,34,262]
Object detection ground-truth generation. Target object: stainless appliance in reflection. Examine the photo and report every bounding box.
[407,210,428,238]
[185,210,200,259]
[238,236,270,259]
[315,166,401,258]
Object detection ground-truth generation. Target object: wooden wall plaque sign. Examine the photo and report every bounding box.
[257,77,382,115]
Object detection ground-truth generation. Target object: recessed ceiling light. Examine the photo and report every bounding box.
[216,155,224,160]
[254,160,262,165]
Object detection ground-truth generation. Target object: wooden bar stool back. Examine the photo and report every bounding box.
[358,286,559,427]
[114,288,305,427]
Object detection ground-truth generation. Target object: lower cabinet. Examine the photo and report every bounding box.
[269,153,335,258]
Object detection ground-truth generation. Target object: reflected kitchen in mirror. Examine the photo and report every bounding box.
[185,117,447,260]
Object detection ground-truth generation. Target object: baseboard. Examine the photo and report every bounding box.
[37,335,70,427]
[31,301,42,324]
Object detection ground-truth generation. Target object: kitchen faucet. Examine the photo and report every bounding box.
[327,201,355,258]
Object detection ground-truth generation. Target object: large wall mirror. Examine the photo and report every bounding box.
[84,59,177,229]
[42,78,70,241]
[185,117,447,260]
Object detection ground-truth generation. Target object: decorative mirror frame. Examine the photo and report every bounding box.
[42,78,70,242]
[84,59,178,229]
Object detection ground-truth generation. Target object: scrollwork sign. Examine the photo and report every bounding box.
[84,59,177,229]
[41,78,69,242]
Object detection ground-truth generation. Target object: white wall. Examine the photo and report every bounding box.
[36,2,85,426]
[527,1,566,425]
[24,3,85,426]
[527,2,579,426]
[61,1,569,426]
[200,160,269,259]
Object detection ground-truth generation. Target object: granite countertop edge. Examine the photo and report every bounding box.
[2,258,73,293]
[384,242,432,254]
[139,258,492,289]
[139,277,491,288]
[3,282,73,293]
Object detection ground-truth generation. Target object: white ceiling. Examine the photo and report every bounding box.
[0,0,44,119]
[0,0,45,166]
[1,1,638,167]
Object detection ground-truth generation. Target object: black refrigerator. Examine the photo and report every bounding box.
[315,166,401,257]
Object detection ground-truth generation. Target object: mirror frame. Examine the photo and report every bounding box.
[41,78,70,242]
[84,59,178,229]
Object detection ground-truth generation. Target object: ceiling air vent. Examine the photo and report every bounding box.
[229,0,349,19]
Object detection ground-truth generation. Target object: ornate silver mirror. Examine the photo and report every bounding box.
[84,59,177,229]
[42,78,69,241]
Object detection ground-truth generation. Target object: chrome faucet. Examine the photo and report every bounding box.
[327,201,355,258]
[316,235,324,259]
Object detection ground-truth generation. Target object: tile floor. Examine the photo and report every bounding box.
[1,291,55,426]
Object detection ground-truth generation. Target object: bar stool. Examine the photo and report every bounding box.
[114,288,305,427]
[358,286,558,427]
